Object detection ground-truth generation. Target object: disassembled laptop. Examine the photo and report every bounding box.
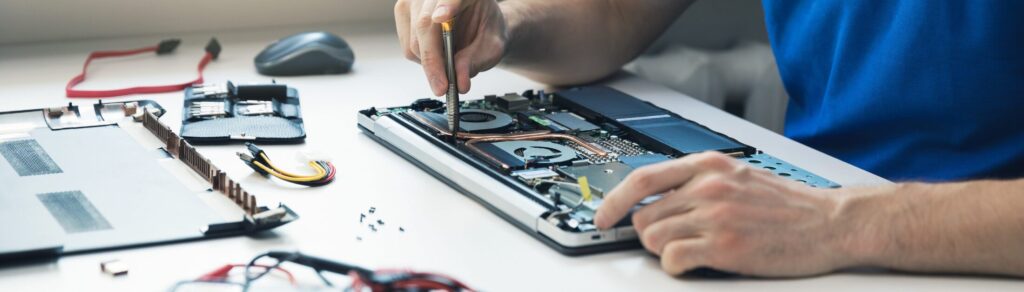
[359,86,838,254]
[0,100,296,260]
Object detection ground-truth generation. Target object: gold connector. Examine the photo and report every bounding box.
[441,20,453,32]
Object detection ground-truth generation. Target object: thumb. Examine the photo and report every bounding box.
[431,0,470,22]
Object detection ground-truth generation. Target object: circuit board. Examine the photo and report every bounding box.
[361,86,838,236]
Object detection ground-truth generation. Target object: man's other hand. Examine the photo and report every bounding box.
[595,152,859,277]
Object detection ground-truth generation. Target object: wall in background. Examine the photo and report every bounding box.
[0,0,396,45]
[0,0,766,47]
[648,0,769,52]
[630,0,787,132]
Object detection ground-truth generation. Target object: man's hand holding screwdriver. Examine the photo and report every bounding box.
[395,0,508,97]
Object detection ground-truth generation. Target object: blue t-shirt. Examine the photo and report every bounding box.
[762,1,1024,181]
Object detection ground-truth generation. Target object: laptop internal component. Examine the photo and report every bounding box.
[181,81,306,144]
[0,100,297,261]
[358,85,838,254]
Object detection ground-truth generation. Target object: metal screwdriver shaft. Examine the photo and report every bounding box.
[441,20,460,140]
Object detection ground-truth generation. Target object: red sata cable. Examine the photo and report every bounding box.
[65,38,221,98]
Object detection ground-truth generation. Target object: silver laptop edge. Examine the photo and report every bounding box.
[358,113,638,248]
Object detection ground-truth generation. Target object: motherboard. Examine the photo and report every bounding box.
[361,86,838,235]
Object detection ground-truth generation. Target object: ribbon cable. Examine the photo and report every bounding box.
[65,38,221,98]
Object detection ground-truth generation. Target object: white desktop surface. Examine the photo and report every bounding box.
[0,23,1018,291]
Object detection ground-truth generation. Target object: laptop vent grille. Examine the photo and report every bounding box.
[0,139,63,176]
[37,191,112,234]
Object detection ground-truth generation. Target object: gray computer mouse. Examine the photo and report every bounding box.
[255,31,355,76]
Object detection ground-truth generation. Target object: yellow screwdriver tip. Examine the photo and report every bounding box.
[579,176,592,202]
[441,20,453,32]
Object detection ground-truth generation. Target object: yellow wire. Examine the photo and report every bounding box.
[579,176,592,202]
[260,152,322,178]
[254,161,324,182]
[253,161,326,182]
[259,153,325,179]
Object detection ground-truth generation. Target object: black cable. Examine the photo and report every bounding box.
[242,252,298,292]
[314,269,335,287]
[231,251,473,292]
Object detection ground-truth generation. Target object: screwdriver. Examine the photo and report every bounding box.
[441,19,460,139]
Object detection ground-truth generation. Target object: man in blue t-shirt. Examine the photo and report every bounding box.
[395,0,1024,276]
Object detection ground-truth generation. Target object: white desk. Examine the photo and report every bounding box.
[0,22,1019,291]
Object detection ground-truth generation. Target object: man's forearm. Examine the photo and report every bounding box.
[835,180,1024,276]
[499,0,693,86]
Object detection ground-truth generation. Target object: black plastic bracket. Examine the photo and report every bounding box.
[205,38,222,59]
[156,39,181,55]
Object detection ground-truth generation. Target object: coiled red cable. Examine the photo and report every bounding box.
[65,38,220,98]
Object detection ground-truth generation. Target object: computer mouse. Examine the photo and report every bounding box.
[255,31,355,76]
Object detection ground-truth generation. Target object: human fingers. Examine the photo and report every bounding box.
[595,158,701,229]
[453,46,474,94]
[413,0,448,96]
[407,0,427,62]
[660,239,710,275]
[452,34,503,94]
[629,167,749,232]
[630,187,698,233]
[431,0,470,22]
[395,0,418,62]
[638,213,704,256]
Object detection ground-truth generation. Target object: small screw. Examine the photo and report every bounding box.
[376,219,385,225]
[368,207,376,214]
[359,213,366,222]
[356,236,362,241]
[369,224,377,232]
[399,227,405,232]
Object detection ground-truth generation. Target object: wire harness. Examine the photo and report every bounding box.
[251,251,474,292]
[238,143,335,187]
[170,250,474,291]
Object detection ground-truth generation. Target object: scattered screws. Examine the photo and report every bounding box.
[356,206,406,241]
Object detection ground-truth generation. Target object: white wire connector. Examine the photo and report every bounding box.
[297,149,332,162]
